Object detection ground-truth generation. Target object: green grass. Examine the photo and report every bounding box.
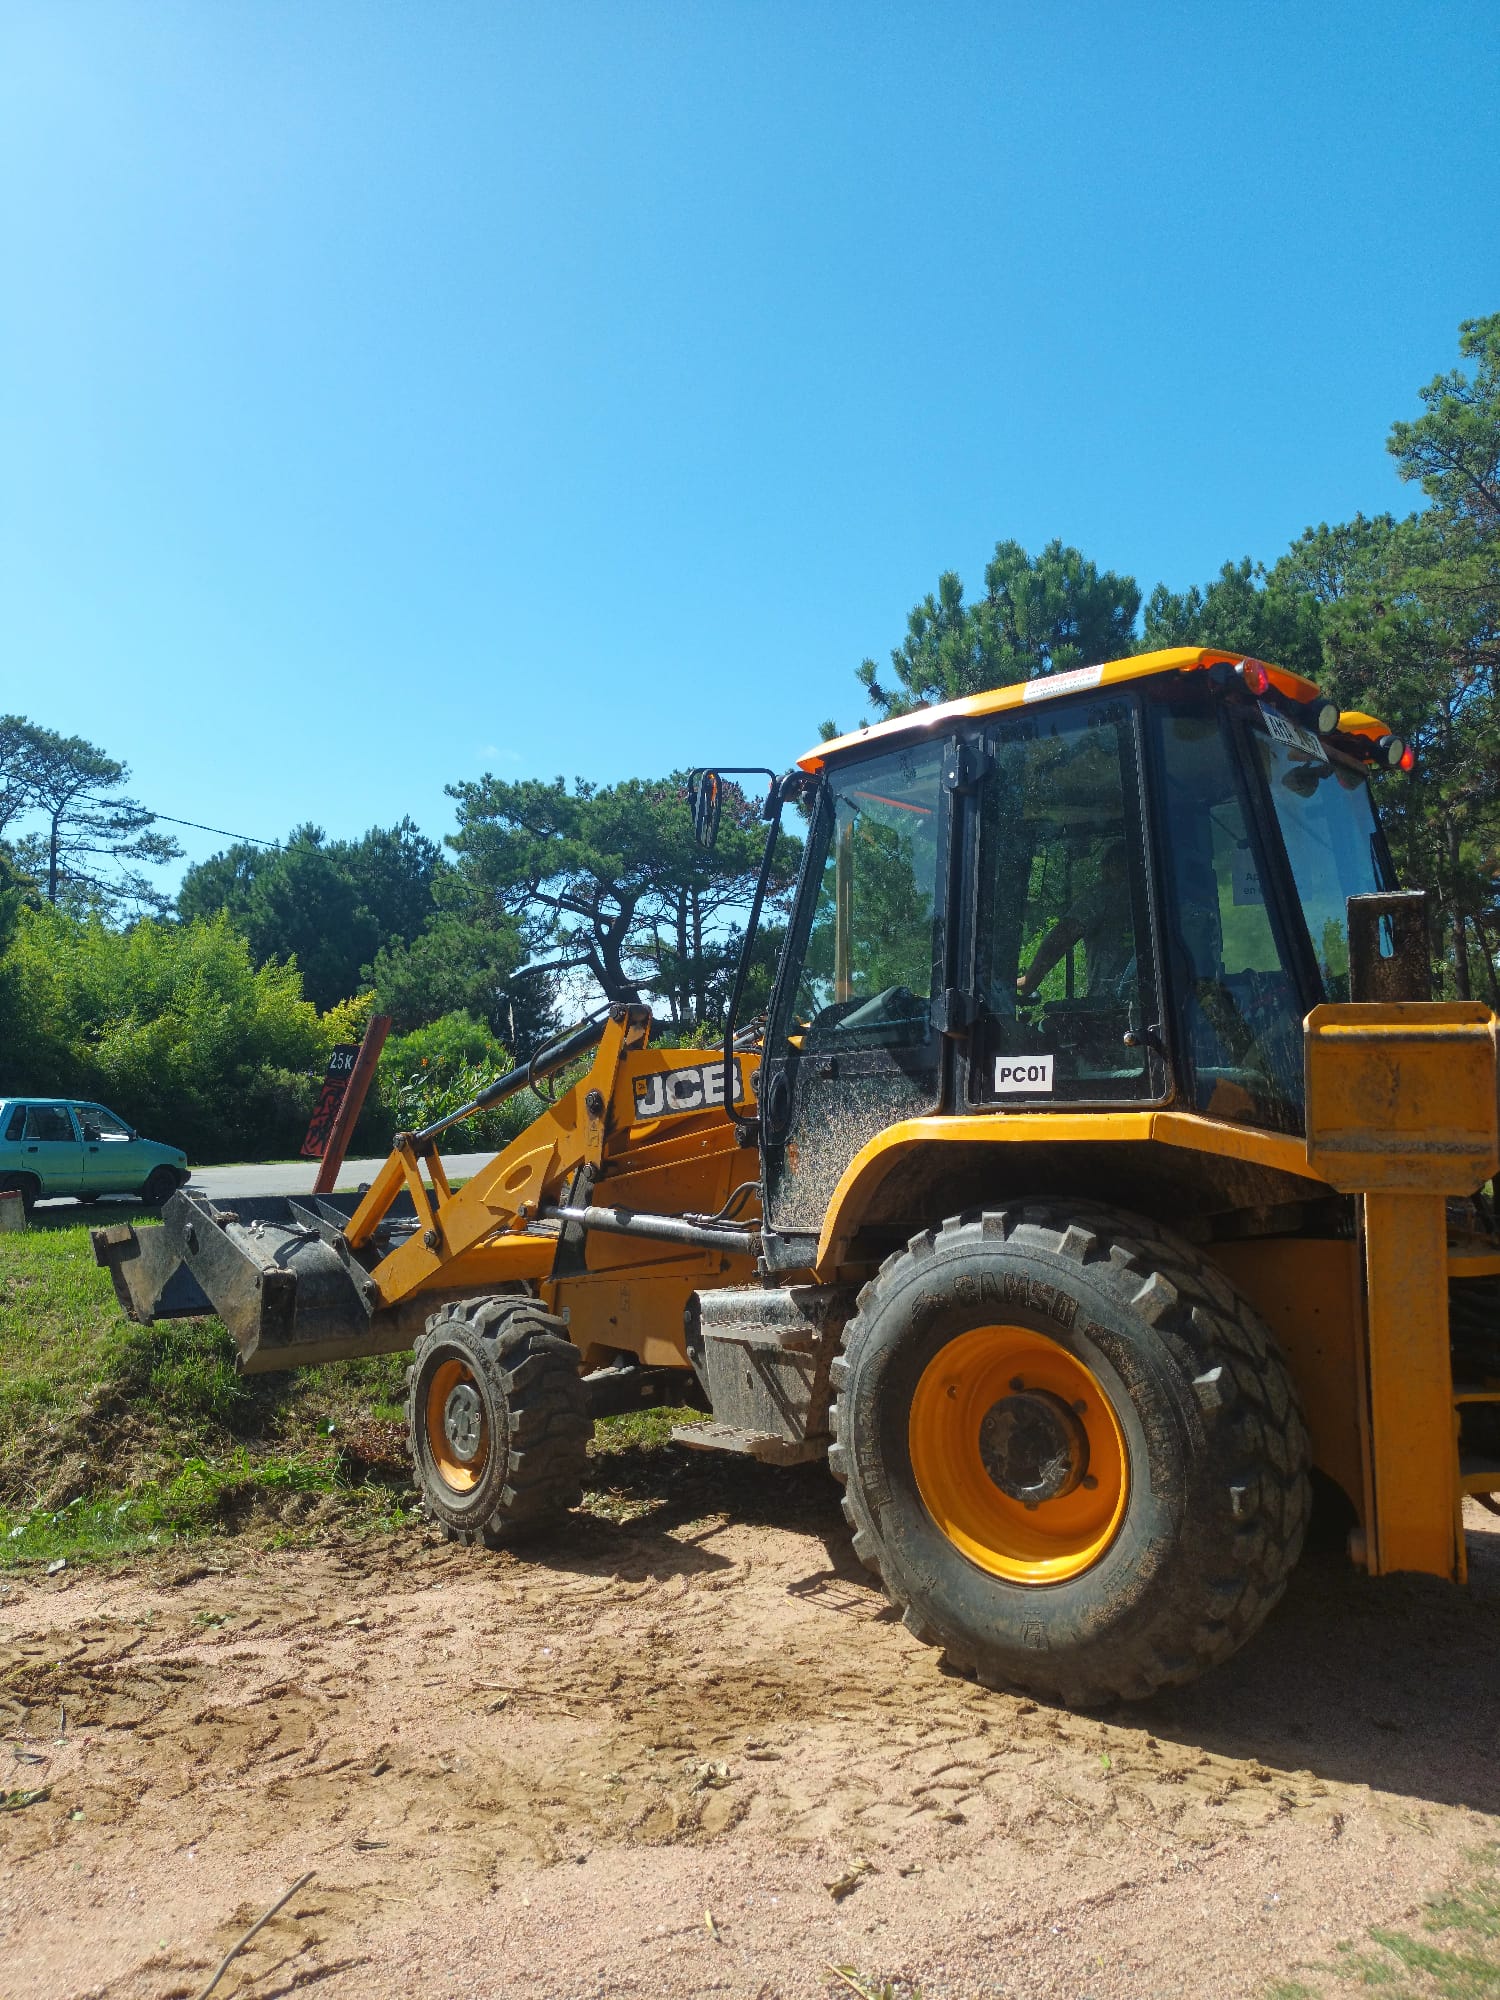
[0,1211,420,1564]
[1270,1848,1500,1998]
[3,1449,416,1565]
[0,1209,714,1567]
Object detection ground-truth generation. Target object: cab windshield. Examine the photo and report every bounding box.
[786,742,945,1051]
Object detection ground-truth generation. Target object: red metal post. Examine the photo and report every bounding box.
[312,1014,391,1196]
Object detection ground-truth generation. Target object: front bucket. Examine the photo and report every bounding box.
[92,1190,425,1373]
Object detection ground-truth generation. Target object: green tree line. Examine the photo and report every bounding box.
[0,314,1494,1159]
[853,314,1499,1003]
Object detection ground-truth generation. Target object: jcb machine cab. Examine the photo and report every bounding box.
[95,646,1500,1707]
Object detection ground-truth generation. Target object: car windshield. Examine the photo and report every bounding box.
[1245,717,1390,1000]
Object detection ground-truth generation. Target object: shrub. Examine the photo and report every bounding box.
[0,906,328,1160]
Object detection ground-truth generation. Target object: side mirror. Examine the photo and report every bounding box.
[690,772,724,851]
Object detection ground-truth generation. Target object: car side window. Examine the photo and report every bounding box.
[82,1105,132,1139]
[4,1105,25,1141]
[24,1106,76,1142]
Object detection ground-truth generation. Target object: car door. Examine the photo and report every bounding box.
[15,1103,84,1197]
[77,1103,144,1194]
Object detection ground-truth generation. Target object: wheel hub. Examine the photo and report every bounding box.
[979,1388,1089,1507]
[443,1380,485,1464]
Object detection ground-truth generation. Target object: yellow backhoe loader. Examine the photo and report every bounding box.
[94,646,1500,1706]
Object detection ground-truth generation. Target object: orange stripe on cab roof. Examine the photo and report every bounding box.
[797,648,1328,772]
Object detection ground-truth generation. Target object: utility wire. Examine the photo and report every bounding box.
[64,789,277,848]
[146,810,276,847]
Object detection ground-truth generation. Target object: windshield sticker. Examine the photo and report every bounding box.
[1231,843,1264,906]
[1023,664,1105,704]
[994,1054,1055,1093]
[633,1059,743,1120]
[1259,704,1328,763]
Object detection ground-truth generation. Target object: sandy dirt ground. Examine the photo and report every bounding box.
[3,1466,1499,2000]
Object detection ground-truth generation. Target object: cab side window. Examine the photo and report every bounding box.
[4,1105,24,1141]
[1154,709,1304,1132]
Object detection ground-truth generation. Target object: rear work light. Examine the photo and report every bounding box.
[1377,735,1407,769]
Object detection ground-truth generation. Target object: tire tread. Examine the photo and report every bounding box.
[828,1201,1311,1706]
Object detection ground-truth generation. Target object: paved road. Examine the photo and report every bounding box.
[35,1153,497,1212]
[188,1154,497,1198]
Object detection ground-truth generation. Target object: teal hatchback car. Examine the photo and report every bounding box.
[0,1098,190,1212]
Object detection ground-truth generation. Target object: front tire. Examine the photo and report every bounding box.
[829,1203,1311,1706]
[142,1167,183,1205]
[407,1297,591,1545]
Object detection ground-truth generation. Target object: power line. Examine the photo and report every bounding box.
[145,810,276,847]
[63,789,277,849]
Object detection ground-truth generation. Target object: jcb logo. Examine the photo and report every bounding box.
[633,1060,744,1121]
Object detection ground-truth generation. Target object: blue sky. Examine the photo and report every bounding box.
[2,1,1496,893]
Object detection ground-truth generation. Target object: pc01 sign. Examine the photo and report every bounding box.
[994,1054,1054,1094]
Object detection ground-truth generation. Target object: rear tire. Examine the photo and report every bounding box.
[407,1296,591,1545]
[829,1202,1311,1706]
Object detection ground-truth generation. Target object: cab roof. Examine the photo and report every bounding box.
[797,646,1325,771]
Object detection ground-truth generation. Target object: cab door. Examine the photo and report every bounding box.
[969,695,1169,1109]
[13,1103,84,1196]
[760,737,953,1248]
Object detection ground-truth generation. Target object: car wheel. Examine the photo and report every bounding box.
[142,1167,181,1206]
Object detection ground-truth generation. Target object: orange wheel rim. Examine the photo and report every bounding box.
[425,1357,490,1493]
[909,1324,1128,1584]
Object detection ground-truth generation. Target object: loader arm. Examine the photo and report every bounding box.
[346,1002,763,1297]
[94,1004,763,1373]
